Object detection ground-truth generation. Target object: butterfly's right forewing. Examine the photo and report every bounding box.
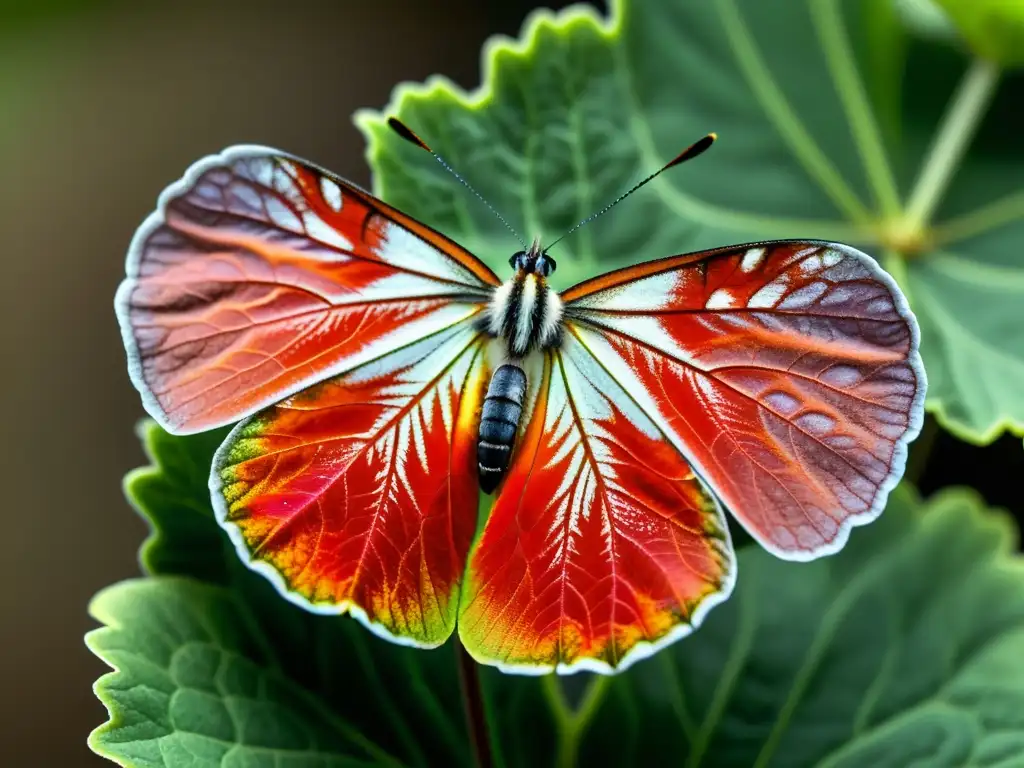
[563,241,925,561]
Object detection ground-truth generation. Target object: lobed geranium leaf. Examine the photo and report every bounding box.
[357,0,1024,443]
[126,421,230,582]
[87,577,396,768]
[108,424,488,768]
[90,422,1024,766]
[583,484,1024,766]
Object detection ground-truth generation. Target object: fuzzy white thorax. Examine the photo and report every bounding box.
[514,275,539,354]
[488,274,564,357]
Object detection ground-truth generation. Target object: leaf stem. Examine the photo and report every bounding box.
[931,189,1024,246]
[542,674,612,768]
[574,675,612,736]
[685,581,757,768]
[903,58,1001,230]
[540,673,573,727]
[811,0,902,217]
[456,643,493,768]
[880,247,913,304]
[714,0,873,224]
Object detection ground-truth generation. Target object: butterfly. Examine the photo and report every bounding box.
[116,119,925,675]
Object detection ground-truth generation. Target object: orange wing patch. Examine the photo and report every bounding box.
[458,336,734,673]
[117,146,496,434]
[212,325,489,646]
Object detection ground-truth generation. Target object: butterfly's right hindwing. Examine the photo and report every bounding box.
[459,338,735,674]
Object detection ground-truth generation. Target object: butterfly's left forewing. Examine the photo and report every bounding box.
[212,323,489,646]
[458,334,734,673]
[116,146,497,434]
[563,241,926,560]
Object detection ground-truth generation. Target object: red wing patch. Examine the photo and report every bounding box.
[458,336,734,673]
[117,146,496,433]
[565,241,925,560]
[212,324,489,646]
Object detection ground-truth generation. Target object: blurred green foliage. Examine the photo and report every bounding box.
[933,0,1024,66]
[0,0,118,34]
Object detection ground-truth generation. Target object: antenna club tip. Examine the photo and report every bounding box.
[666,132,718,168]
[387,116,432,152]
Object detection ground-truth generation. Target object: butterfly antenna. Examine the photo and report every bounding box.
[544,132,717,251]
[388,117,528,249]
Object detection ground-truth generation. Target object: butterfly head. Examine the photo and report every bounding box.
[508,239,557,279]
[488,237,564,358]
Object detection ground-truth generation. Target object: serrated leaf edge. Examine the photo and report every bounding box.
[85,576,405,768]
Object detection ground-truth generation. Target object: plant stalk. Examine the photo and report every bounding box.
[456,643,493,768]
[542,674,611,768]
[811,0,902,217]
[931,189,1024,246]
[903,58,1000,231]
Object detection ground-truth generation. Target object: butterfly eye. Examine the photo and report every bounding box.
[508,252,524,269]
[536,254,556,277]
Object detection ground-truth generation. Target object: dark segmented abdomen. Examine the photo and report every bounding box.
[477,364,527,494]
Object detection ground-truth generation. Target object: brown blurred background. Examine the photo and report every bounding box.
[0,1,571,763]
[2,1,1021,765]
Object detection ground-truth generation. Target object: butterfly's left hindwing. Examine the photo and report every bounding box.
[458,334,735,674]
[211,323,489,646]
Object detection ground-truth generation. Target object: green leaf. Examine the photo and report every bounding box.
[91,424,1024,766]
[932,0,1024,67]
[355,0,1024,443]
[909,251,1024,443]
[87,578,396,768]
[127,421,231,582]
[893,0,960,43]
[112,422,494,768]
[583,484,1024,767]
